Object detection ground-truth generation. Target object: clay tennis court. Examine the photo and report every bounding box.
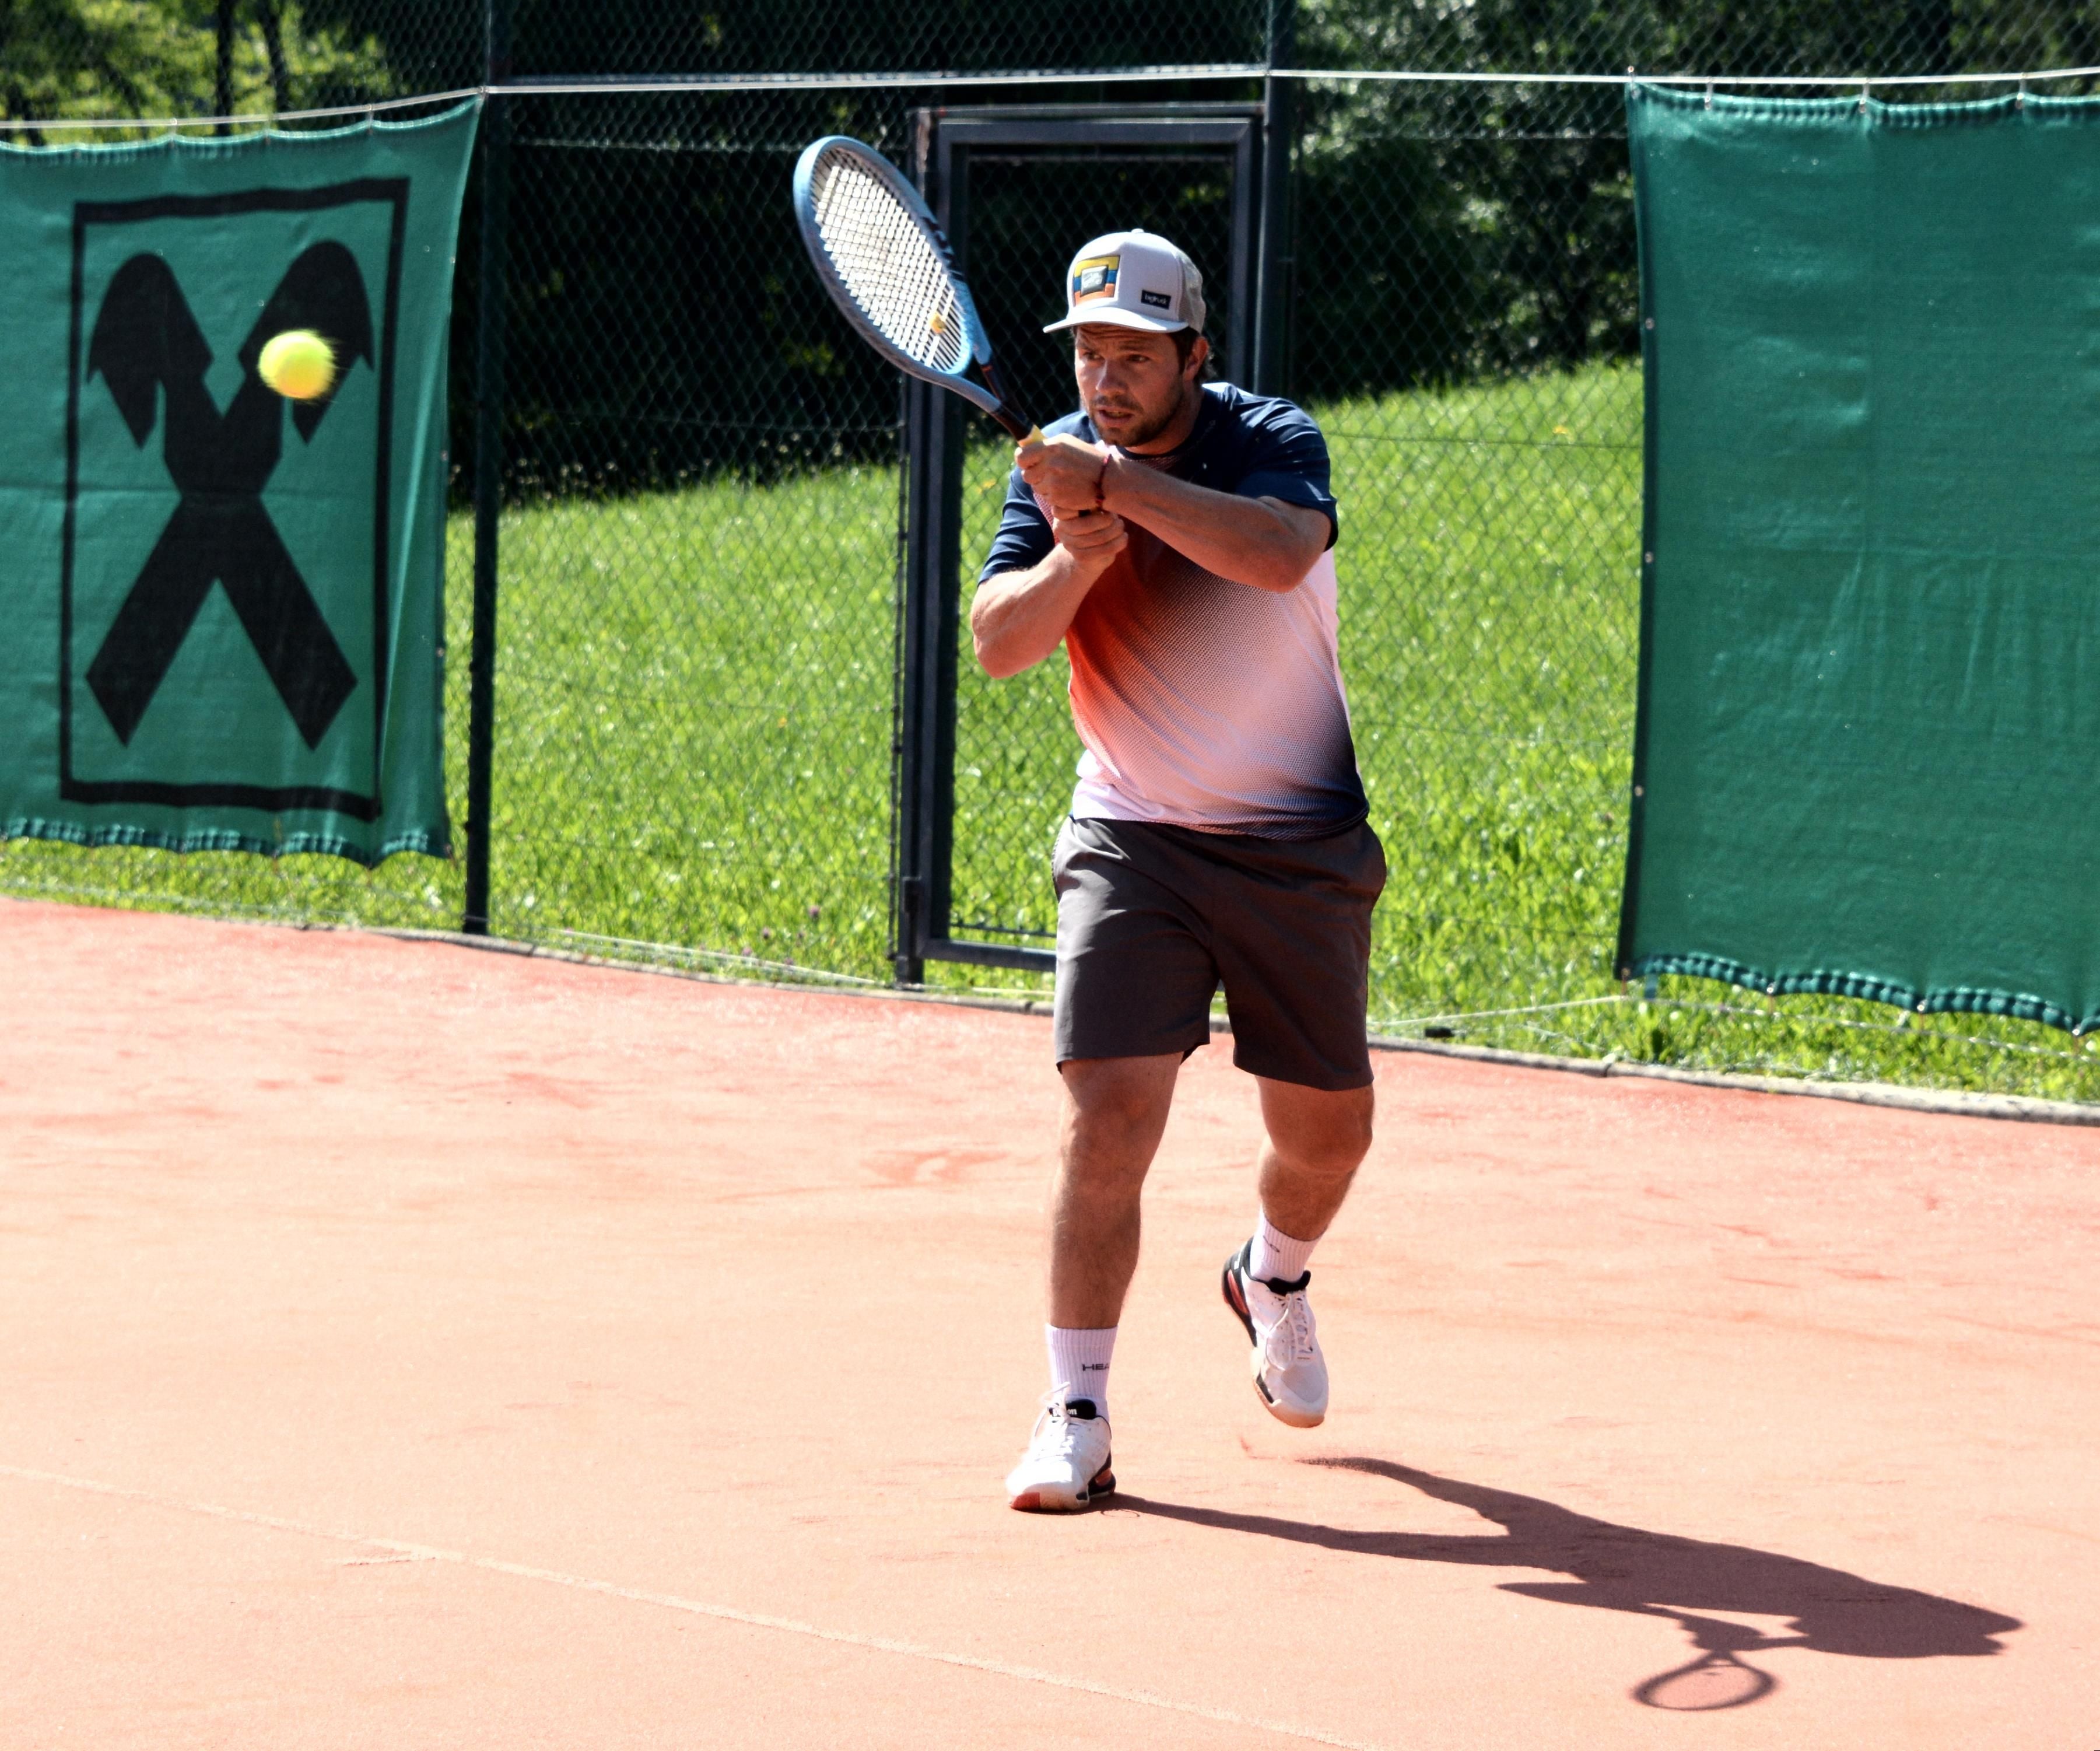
[3,896,2094,1748]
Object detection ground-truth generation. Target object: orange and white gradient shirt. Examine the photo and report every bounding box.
[980,383,1368,840]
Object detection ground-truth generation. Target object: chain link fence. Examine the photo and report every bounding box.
[8,2,2100,1098]
[10,0,2094,121]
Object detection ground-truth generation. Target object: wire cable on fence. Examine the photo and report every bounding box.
[11,60,2100,133]
[1386,994,1630,1028]
[1275,64,2100,89]
[549,929,891,987]
[0,86,483,133]
[495,65,1269,96]
[1378,990,2097,1069]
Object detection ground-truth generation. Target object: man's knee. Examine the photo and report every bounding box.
[1265,1081,1375,1176]
[1300,1116,1372,1179]
[1333,1088,1375,1161]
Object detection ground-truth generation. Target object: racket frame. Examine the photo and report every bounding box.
[791,135,1036,441]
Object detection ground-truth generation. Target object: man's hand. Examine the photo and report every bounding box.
[1049,506,1127,577]
[1018,432,1329,597]
[970,503,1128,680]
[1016,432,1110,519]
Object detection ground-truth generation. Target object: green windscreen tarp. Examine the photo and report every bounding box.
[0,103,477,864]
[1621,83,2100,1033]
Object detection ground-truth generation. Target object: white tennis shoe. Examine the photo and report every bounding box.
[1005,1390,1114,1512]
[1222,1239,1329,1427]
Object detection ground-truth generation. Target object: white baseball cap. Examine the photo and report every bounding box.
[1043,230,1207,335]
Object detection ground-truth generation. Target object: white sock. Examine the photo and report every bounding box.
[1046,1325,1116,1419]
[1250,1211,1318,1286]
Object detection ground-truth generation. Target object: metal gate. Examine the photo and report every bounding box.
[892,102,1286,979]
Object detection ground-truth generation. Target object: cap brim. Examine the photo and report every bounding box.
[1043,309,1190,335]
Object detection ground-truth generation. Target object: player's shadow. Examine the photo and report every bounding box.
[1113,1459,2020,1710]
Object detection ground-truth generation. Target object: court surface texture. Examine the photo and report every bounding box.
[3,897,2094,1748]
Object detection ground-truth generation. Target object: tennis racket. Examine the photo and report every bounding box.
[791,136,1040,443]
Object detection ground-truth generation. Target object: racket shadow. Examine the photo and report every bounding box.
[1109,1458,2021,1710]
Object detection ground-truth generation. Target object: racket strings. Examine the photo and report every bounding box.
[809,148,967,373]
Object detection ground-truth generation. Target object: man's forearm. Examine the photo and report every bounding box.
[1100,454,1327,594]
[970,547,1101,678]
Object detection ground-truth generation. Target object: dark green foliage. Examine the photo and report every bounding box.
[0,0,413,136]
[1292,0,2094,81]
[500,0,1270,79]
[1288,82,1640,400]
[481,92,920,496]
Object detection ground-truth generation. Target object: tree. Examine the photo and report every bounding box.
[0,0,398,139]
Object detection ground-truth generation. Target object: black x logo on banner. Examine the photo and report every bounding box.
[84,241,374,748]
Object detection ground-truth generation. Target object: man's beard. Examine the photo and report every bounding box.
[1089,380,1191,450]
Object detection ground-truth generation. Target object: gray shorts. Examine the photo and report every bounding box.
[1051,815,1387,1090]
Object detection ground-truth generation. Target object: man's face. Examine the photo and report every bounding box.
[1073,324,1204,450]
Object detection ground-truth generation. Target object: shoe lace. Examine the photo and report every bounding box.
[1029,1385,1089,1457]
[1262,1289,1319,1369]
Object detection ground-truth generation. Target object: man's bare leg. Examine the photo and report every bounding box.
[1221,1076,1376,1428]
[1254,1076,1375,1244]
[1048,1053,1181,1329]
[1004,1053,1179,1511]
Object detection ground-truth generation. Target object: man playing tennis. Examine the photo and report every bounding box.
[975,232,1385,1511]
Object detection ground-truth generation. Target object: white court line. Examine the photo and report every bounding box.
[2,1463,1389,1751]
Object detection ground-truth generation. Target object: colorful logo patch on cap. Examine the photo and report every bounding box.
[1072,255,1120,303]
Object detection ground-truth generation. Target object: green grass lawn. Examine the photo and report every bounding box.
[10,363,2100,1100]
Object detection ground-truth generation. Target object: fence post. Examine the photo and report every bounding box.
[894,368,965,983]
[892,118,968,985]
[214,0,234,133]
[888,374,921,986]
[893,377,934,985]
[1254,0,1296,397]
[462,0,511,936]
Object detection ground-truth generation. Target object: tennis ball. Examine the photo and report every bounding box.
[258,329,337,401]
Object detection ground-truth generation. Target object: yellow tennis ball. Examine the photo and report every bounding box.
[258,329,337,401]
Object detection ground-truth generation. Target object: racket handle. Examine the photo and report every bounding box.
[986,400,1039,444]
